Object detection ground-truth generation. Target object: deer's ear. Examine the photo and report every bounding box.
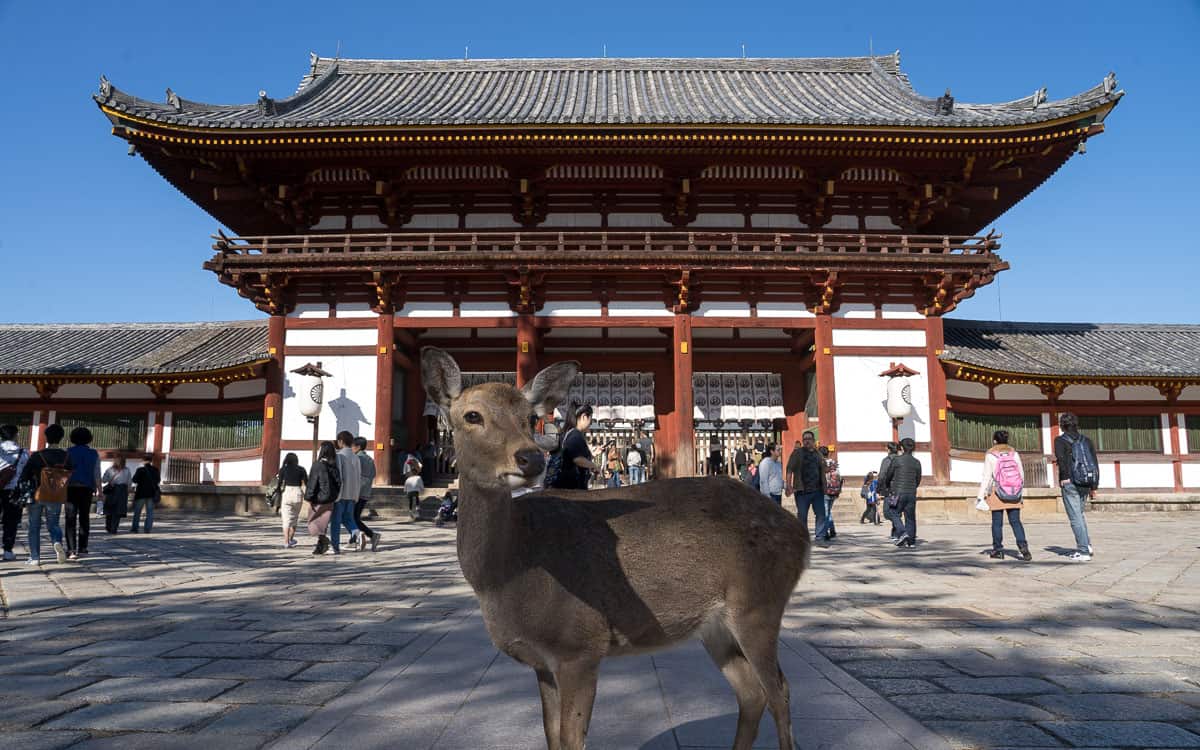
[421,347,462,409]
[522,361,579,417]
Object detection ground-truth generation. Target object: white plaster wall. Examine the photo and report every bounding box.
[951,457,984,484]
[913,452,933,477]
[169,384,219,400]
[832,303,876,319]
[1114,385,1166,401]
[834,451,887,478]
[537,301,602,317]
[1119,462,1175,488]
[1060,384,1109,400]
[290,303,330,319]
[460,302,515,318]
[282,355,377,442]
[398,302,453,318]
[757,303,814,319]
[1180,386,1200,401]
[1099,462,1117,489]
[1042,413,1053,455]
[831,329,926,348]
[161,412,173,453]
[1179,414,1190,454]
[336,303,376,319]
[108,384,154,400]
[1183,463,1200,487]
[54,384,102,399]
[881,304,924,319]
[285,328,378,347]
[993,384,1046,400]
[609,301,672,317]
[833,356,930,443]
[946,380,989,399]
[1161,414,1172,456]
[225,380,267,399]
[218,458,264,483]
[0,384,39,399]
[693,302,751,318]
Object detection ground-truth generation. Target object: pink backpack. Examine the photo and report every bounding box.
[992,450,1023,502]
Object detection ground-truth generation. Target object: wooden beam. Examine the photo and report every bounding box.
[925,316,950,484]
[261,314,285,483]
[375,313,395,485]
[672,314,695,477]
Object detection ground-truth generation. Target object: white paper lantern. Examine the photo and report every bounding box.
[296,373,325,419]
[885,377,913,420]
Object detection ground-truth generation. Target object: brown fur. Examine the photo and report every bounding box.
[422,348,810,750]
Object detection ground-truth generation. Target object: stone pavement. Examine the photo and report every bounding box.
[0,507,1197,749]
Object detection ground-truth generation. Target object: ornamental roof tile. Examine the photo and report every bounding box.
[941,319,1200,379]
[95,53,1121,130]
[0,321,268,378]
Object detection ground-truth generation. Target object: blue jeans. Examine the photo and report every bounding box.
[815,495,838,538]
[330,499,358,550]
[896,493,918,540]
[768,493,782,505]
[1060,483,1091,553]
[991,508,1026,550]
[132,496,154,532]
[28,503,64,561]
[795,491,827,535]
[628,465,645,485]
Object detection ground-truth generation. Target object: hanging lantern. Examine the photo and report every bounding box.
[290,363,332,421]
[879,362,920,420]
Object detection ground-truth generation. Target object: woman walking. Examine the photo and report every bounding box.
[65,427,101,559]
[305,442,339,555]
[277,452,307,549]
[859,471,880,525]
[977,430,1032,561]
[101,457,131,534]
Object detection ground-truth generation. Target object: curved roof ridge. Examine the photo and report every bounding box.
[945,318,1200,332]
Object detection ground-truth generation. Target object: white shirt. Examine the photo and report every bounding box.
[758,456,784,496]
[404,475,425,494]
[626,449,642,466]
[0,440,29,491]
[335,446,362,501]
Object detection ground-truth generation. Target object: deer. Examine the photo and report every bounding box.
[421,347,810,750]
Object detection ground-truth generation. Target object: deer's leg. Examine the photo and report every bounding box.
[728,614,794,750]
[535,668,562,750]
[555,658,600,750]
[700,620,767,750]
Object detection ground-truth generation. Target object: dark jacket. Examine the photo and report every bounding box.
[305,460,338,505]
[131,464,161,500]
[880,452,922,497]
[786,447,824,494]
[1054,432,1088,483]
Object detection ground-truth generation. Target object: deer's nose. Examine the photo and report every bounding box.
[515,448,545,478]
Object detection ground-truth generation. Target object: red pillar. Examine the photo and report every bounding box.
[672,314,696,477]
[781,367,808,458]
[653,362,677,478]
[375,313,395,486]
[925,316,950,484]
[151,409,165,469]
[1170,412,1183,493]
[516,314,539,388]
[814,314,837,451]
[261,314,285,483]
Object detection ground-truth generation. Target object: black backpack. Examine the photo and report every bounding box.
[544,429,576,489]
[1065,433,1100,488]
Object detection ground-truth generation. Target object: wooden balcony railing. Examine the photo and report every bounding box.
[211,230,1001,258]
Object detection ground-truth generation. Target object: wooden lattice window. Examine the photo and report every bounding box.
[1184,416,1200,454]
[0,413,32,446]
[948,412,1041,453]
[56,414,147,452]
[1077,415,1161,453]
[172,413,263,451]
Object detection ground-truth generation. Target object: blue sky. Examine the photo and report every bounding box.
[2,1,1197,324]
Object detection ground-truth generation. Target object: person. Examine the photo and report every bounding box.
[130,456,160,533]
[20,423,69,565]
[786,432,826,534]
[65,427,101,560]
[977,430,1031,561]
[859,471,880,525]
[708,437,725,476]
[757,443,784,504]
[402,448,422,480]
[352,437,381,552]
[878,442,902,541]
[604,444,625,488]
[0,424,30,561]
[879,437,921,548]
[554,405,596,490]
[1054,412,1095,561]
[276,452,307,548]
[745,461,760,491]
[305,441,340,555]
[625,443,645,485]
[101,456,131,534]
[814,446,842,541]
[329,431,362,554]
[734,443,749,478]
[404,465,425,519]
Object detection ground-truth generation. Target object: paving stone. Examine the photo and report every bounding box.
[292,660,379,682]
[928,720,1066,748]
[349,629,424,647]
[892,694,1054,721]
[1039,720,1200,748]
[1046,672,1200,693]
[942,656,1098,677]
[200,703,315,734]
[934,676,1063,695]
[187,658,308,680]
[255,629,362,644]
[64,639,190,658]
[155,628,259,643]
[44,700,226,731]
[859,678,943,695]
[1029,692,1199,720]
[60,677,239,703]
[67,733,267,750]
[841,659,961,679]
[0,699,88,729]
[67,656,210,678]
[0,675,95,700]
[218,679,353,704]
[0,655,87,675]
[164,642,284,659]
[270,643,393,662]
[0,731,90,750]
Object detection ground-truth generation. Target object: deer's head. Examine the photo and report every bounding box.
[421,347,579,490]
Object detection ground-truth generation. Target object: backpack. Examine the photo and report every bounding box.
[991,449,1024,502]
[0,448,24,488]
[35,453,71,503]
[544,429,575,489]
[1065,433,1100,488]
[824,462,843,498]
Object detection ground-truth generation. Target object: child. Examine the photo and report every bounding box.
[859,471,880,525]
[404,467,424,521]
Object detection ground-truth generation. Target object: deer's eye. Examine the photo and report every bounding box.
[464,411,483,425]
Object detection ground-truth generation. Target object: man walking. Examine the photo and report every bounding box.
[352,437,381,551]
[0,424,30,561]
[786,432,826,534]
[757,443,784,504]
[878,442,901,541]
[130,455,160,533]
[1054,412,1095,561]
[879,438,921,548]
[20,424,69,565]
[330,431,362,554]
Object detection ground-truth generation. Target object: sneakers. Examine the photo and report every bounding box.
[897,538,915,549]
[67,551,78,561]
[330,548,341,556]
[894,534,910,546]
[1068,551,1092,561]
[2,550,14,561]
[286,539,298,548]
[357,534,369,552]
[371,532,381,552]
[1018,545,1033,562]
[989,548,1004,559]
[54,542,66,564]
[25,557,40,566]
[313,535,330,556]
[348,534,359,549]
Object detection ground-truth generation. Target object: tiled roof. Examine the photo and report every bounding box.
[0,321,268,378]
[942,319,1200,379]
[95,53,1122,130]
